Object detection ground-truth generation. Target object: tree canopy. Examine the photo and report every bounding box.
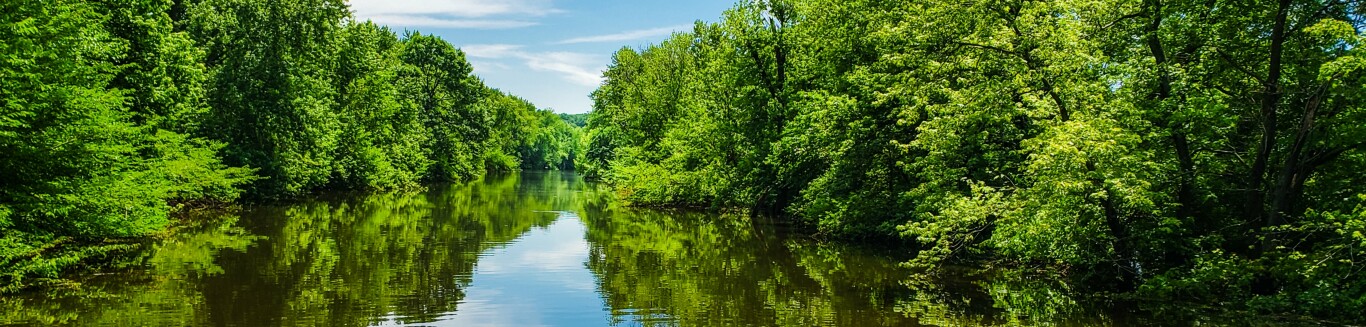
[1,0,580,292]
[584,0,1366,321]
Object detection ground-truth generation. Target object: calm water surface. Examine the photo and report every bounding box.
[1,172,1282,326]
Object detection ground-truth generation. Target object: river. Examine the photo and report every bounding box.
[1,172,1284,326]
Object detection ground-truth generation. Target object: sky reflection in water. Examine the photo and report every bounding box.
[0,172,1285,327]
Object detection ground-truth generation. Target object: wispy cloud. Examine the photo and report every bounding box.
[556,25,693,44]
[462,44,604,87]
[523,52,603,86]
[349,0,557,29]
[462,44,527,59]
[350,0,559,18]
[364,15,537,29]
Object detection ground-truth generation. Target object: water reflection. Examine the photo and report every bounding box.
[0,172,1283,326]
[1,172,587,326]
[580,204,917,326]
[420,214,606,326]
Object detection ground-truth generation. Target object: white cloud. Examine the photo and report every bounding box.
[349,0,557,29]
[461,45,604,87]
[363,15,537,29]
[462,44,526,59]
[469,60,512,71]
[557,25,693,44]
[523,52,604,87]
[350,0,559,18]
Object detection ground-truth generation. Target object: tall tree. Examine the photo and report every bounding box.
[193,0,349,197]
[399,33,487,181]
[1,0,252,291]
[584,0,1366,319]
[331,21,430,190]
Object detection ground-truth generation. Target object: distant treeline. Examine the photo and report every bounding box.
[559,113,589,128]
[0,0,579,292]
[583,0,1366,321]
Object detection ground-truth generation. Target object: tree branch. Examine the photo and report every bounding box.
[948,41,1025,60]
[1304,142,1366,170]
[1289,0,1351,36]
[1216,49,1267,85]
[1104,11,1147,30]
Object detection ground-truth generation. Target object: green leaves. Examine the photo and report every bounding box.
[331,22,429,190]
[399,32,489,182]
[0,0,573,293]
[585,0,1366,321]
[195,0,348,197]
[0,0,257,292]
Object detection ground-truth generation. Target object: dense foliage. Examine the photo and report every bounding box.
[1,0,578,292]
[559,113,589,128]
[585,0,1366,321]
[3,172,1293,326]
[2,173,581,325]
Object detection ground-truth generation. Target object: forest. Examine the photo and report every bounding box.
[5,0,1366,323]
[0,0,580,293]
[584,0,1366,321]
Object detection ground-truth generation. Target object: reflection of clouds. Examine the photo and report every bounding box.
[475,214,587,273]
[513,240,588,271]
[473,215,598,292]
[375,213,604,326]
[498,240,586,271]
[375,296,544,327]
[425,296,545,327]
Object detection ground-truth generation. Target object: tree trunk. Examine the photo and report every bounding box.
[1271,83,1330,228]
[1144,0,1199,223]
[1248,0,1292,230]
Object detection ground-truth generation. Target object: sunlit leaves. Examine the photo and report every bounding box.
[584,0,1366,320]
[1,0,576,294]
[195,0,348,196]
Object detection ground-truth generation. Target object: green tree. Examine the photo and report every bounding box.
[331,21,430,190]
[399,33,487,181]
[558,113,589,128]
[192,0,350,197]
[584,0,1366,320]
[1,0,251,292]
[520,110,581,170]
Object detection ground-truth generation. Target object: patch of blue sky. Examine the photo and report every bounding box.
[349,0,734,114]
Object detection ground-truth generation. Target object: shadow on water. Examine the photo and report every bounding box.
[0,172,1309,326]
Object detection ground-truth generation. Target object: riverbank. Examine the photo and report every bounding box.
[3,172,1337,326]
[578,0,1366,323]
[0,0,583,300]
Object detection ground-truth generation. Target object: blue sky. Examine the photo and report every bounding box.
[349,0,736,114]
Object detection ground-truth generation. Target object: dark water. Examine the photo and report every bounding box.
[1,172,1282,326]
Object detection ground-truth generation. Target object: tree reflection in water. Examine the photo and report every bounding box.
[1,172,1294,326]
